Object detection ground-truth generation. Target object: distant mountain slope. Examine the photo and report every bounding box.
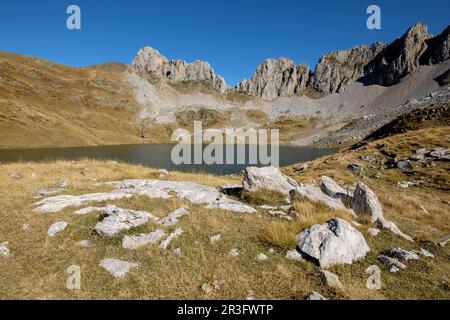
[0,23,449,149]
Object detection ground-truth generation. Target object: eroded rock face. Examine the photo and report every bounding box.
[235,58,310,100]
[131,47,228,92]
[365,23,432,86]
[421,25,450,65]
[311,43,385,93]
[297,217,370,268]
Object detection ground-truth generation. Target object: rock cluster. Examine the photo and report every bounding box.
[131,47,228,92]
[243,167,412,241]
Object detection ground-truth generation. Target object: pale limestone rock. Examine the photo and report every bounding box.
[297,218,370,268]
[74,206,106,215]
[47,221,68,237]
[159,228,184,250]
[33,191,134,213]
[100,259,139,278]
[378,255,407,270]
[33,179,256,214]
[368,228,381,237]
[243,167,348,211]
[122,229,166,250]
[94,205,158,237]
[384,247,420,262]
[157,208,189,227]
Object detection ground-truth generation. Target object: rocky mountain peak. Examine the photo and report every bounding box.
[311,42,386,94]
[364,22,433,86]
[131,46,228,93]
[235,57,310,100]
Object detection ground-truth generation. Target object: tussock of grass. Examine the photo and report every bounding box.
[240,189,287,206]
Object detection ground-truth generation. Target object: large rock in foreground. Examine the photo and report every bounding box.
[243,167,349,210]
[297,218,370,268]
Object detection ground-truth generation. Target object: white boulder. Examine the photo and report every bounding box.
[297,218,370,268]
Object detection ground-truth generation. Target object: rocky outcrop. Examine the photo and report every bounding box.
[94,205,159,237]
[296,217,370,268]
[131,47,228,92]
[243,167,349,211]
[33,179,256,214]
[365,23,432,86]
[235,58,310,100]
[243,166,299,195]
[311,43,385,93]
[352,182,413,241]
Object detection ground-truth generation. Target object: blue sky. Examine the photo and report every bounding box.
[0,0,449,85]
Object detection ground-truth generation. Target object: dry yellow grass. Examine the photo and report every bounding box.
[0,126,449,300]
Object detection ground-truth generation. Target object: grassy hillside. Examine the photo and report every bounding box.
[0,125,448,300]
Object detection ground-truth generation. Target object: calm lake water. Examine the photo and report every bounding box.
[0,144,336,175]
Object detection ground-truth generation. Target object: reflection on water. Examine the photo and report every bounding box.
[0,144,336,175]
